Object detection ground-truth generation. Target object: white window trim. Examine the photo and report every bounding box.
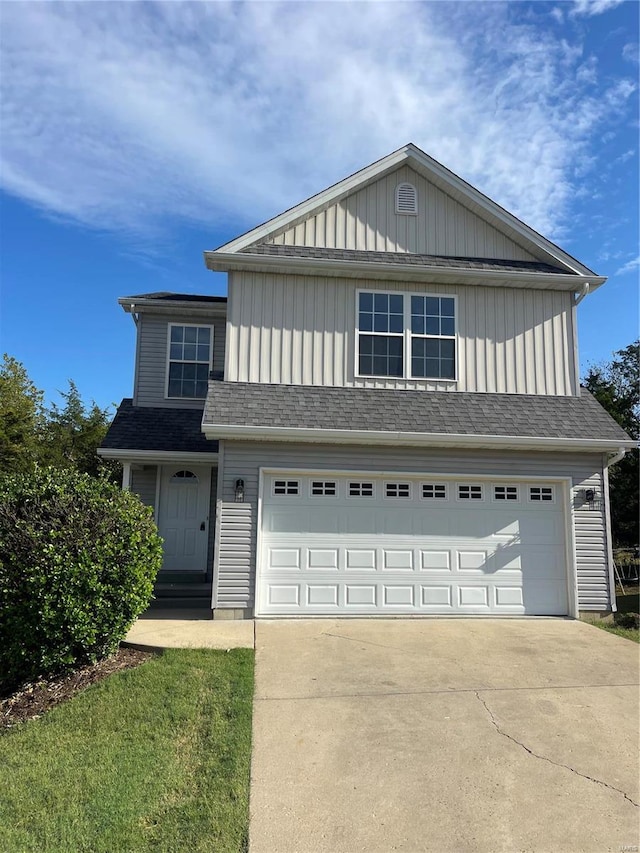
[384,481,413,500]
[272,478,300,497]
[309,479,338,498]
[347,481,376,499]
[456,483,485,502]
[355,288,458,382]
[420,483,449,501]
[528,485,556,504]
[492,484,520,503]
[165,323,215,400]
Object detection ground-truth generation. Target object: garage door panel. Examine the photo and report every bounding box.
[259,474,568,616]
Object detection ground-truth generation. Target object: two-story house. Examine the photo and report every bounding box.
[99,143,633,620]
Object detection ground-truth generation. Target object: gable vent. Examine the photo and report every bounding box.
[395,182,418,215]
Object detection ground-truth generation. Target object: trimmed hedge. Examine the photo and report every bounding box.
[0,467,163,692]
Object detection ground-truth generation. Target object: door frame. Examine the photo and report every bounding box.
[155,463,214,577]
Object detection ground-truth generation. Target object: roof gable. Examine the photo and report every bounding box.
[214,143,596,276]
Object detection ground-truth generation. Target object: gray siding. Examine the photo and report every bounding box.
[266,165,538,260]
[135,312,226,408]
[225,273,577,395]
[130,466,157,509]
[217,442,610,613]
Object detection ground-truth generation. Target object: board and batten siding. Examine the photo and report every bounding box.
[265,166,538,260]
[215,442,611,613]
[225,272,577,395]
[134,313,226,408]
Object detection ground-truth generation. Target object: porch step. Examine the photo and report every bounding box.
[150,581,212,610]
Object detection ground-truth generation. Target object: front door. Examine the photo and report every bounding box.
[157,465,211,572]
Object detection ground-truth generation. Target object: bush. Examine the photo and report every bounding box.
[614,611,640,630]
[0,467,163,693]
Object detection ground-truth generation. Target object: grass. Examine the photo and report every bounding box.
[0,648,254,853]
[591,621,639,643]
[590,583,640,644]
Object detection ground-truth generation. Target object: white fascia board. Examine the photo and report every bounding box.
[97,448,218,463]
[201,423,635,454]
[204,251,605,293]
[119,298,227,316]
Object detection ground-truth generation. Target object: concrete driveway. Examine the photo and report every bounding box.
[250,619,639,853]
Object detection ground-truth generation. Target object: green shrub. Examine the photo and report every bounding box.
[614,611,640,630]
[0,467,163,692]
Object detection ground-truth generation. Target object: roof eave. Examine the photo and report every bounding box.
[200,423,634,453]
[118,297,227,316]
[204,251,606,292]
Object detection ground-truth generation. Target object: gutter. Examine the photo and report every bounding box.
[574,282,591,305]
[98,448,218,463]
[204,251,606,291]
[200,422,636,453]
[606,446,629,467]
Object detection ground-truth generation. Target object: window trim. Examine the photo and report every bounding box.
[384,482,413,500]
[492,484,519,502]
[456,483,484,502]
[272,479,300,497]
[355,289,458,382]
[165,323,215,400]
[528,485,555,503]
[309,479,338,498]
[347,481,376,499]
[421,483,448,501]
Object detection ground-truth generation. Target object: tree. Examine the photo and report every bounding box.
[0,354,46,474]
[41,380,115,478]
[583,341,639,548]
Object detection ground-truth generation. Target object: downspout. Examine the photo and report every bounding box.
[603,447,628,614]
[574,282,590,305]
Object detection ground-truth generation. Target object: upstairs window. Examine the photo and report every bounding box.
[395,182,418,215]
[357,291,456,380]
[167,325,212,399]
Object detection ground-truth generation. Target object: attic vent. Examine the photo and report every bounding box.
[395,182,417,215]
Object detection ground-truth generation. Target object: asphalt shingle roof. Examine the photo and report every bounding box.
[202,382,630,443]
[243,244,572,275]
[123,292,227,303]
[101,399,217,453]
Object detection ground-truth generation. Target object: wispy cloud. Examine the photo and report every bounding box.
[570,0,625,16]
[0,2,636,241]
[615,256,640,276]
[622,42,639,63]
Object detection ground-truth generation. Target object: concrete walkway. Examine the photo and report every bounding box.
[250,619,640,853]
[124,611,254,650]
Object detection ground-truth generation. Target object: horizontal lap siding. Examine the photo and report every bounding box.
[226,273,576,395]
[130,467,157,509]
[216,442,610,612]
[136,313,226,408]
[267,165,537,260]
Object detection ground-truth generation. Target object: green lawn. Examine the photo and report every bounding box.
[592,621,639,643]
[0,648,254,853]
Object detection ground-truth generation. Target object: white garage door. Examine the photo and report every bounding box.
[257,472,569,616]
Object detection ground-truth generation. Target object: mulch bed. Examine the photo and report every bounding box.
[1,647,154,730]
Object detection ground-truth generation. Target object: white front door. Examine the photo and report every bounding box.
[158,465,211,572]
[258,471,570,616]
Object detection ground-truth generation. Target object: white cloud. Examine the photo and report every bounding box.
[570,0,625,16]
[615,256,640,276]
[0,2,636,242]
[622,42,639,63]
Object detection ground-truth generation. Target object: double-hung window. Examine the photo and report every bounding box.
[167,324,212,398]
[357,291,456,380]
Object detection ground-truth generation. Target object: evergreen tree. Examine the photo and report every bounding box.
[0,354,46,474]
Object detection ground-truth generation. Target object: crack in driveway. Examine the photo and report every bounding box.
[475,691,639,809]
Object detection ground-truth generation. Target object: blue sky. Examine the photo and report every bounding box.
[1,0,638,411]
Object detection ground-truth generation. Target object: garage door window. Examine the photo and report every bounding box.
[494,485,518,501]
[422,483,447,500]
[529,486,554,502]
[385,483,412,498]
[458,484,483,500]
[273,480,299,496]
[311,480,337,496]
[349,482,375,497]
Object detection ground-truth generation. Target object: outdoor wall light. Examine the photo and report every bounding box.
[235,478,245,503]
[585,488,596,503]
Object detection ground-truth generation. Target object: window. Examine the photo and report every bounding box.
[171,470,198,482]
[349,481,374,497]
[273,480,299,496]
[311,480,337,496]
[458,484,483,500]
[358,292,404,377]
[167,325,212,398]
[529,486,554,502]
[494,485,518,501]
[385,482,411,498]
[422,483,447,500]
[410,296,456,380]
[395,182,418,215]
[357,292,456,380]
